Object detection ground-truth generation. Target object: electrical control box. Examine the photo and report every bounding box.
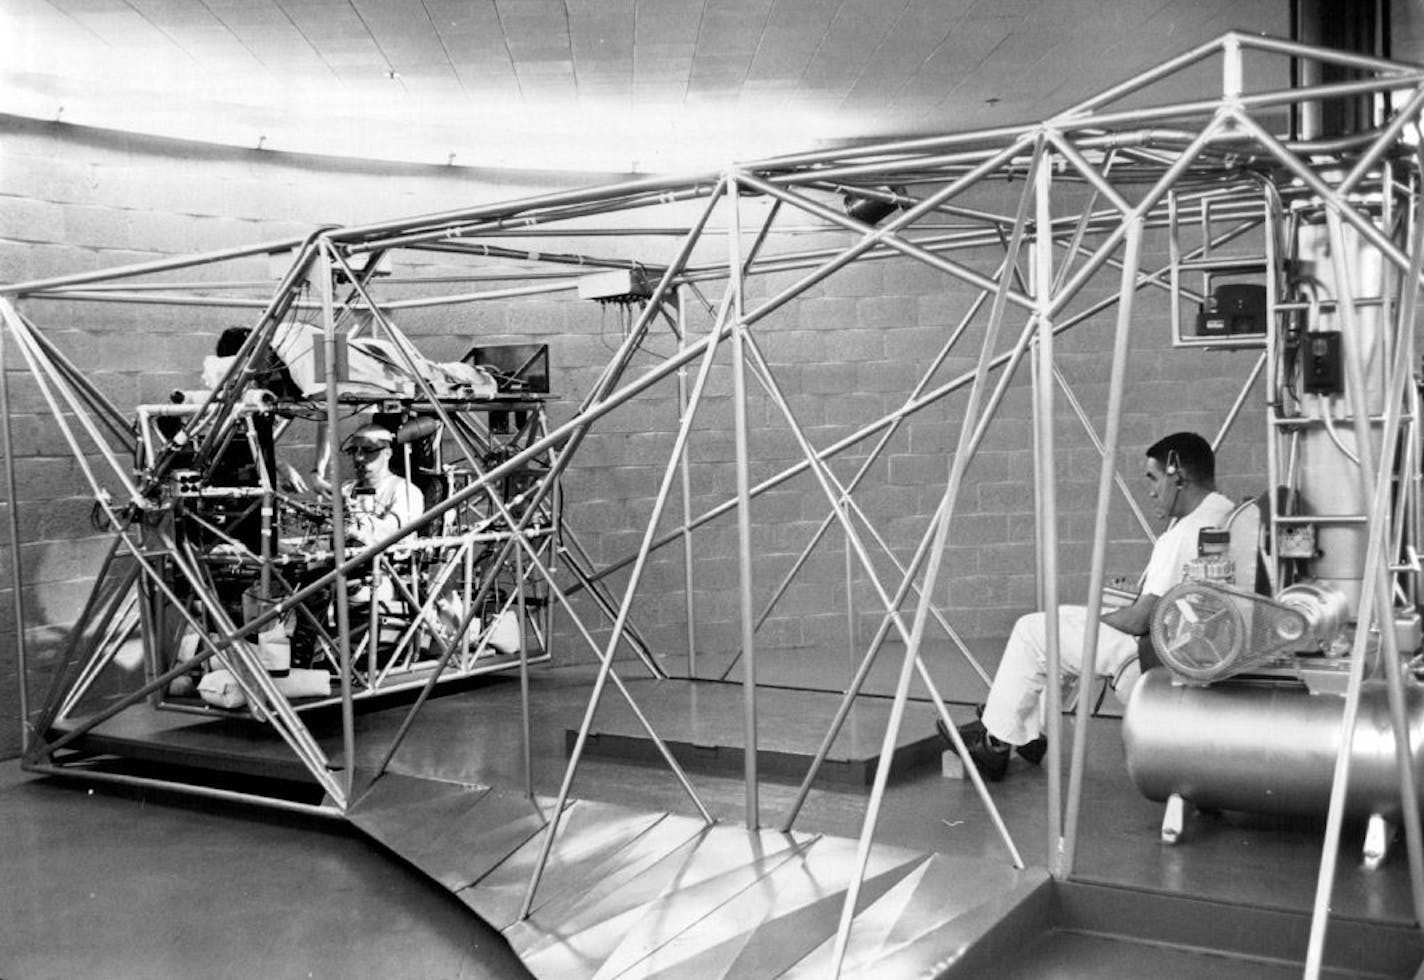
[1300,332,1344,394]
[1196,283,1268,337]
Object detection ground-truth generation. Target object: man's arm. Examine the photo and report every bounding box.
[1101,592,1160,637]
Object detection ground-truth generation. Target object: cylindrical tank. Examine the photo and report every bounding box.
[1291,220,1389,611]
[1123,668,1424,822]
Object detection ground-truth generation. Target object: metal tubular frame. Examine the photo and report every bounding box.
[7,32,1424,974]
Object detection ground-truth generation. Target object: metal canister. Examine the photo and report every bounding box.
[1123,668,1424,821]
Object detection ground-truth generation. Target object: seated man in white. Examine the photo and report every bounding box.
[340,423,423,546]
[948,431,1235,781]
[291,423,423,669]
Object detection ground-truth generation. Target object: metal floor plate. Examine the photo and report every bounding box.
[345,770,1043,979]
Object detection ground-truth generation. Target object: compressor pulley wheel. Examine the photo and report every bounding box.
[1150,582,1247,682]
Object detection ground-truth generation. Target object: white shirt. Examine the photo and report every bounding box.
[341,471,422,544]
[1141,491,1236,598]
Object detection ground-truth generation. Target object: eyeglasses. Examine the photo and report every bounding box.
[347,443,387,457]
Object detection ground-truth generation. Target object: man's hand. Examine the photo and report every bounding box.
[1101,592,1160,637]
[278,462,309,494]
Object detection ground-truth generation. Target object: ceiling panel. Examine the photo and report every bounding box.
[0,0,1304,171]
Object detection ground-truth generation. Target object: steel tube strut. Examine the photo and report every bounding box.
[828,138,1046,978]
[518,263,732,921]
[0,302,31,754]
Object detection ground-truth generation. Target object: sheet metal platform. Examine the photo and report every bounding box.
[40,664,1424,977]
[571,680,943,786]
[48,701,321,784]
[348,771,1047,978]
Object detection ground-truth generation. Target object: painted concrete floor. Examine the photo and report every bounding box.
[0,762,533,980]
[8,651,1421,977]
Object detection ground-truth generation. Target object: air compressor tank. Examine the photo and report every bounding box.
[1123,667,1424,822]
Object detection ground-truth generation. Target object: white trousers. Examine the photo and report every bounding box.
[979,606,1141,746]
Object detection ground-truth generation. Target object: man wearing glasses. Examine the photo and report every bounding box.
[339,422,423,545]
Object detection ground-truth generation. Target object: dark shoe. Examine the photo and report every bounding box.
[969,703,1048,766]
[936,715,984,744]
[964,728,1011,781]
[1017,736,1048,766]
[936,716,1009,781]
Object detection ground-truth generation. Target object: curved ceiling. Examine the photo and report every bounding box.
[3,0,1290,173]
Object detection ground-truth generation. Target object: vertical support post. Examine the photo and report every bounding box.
[248,417,275,603]
[844,527,856,684]
[463,535,475,663]
[727,172,759,827]
[516,543,533,799]
[0,310,31,756]
[676,286,698,675]
[1062,218,1144,874]
[318,241,355,803]
[1032,144,1066,878]
[1303,209,1424,977]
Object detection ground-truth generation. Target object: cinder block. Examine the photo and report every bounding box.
[63,205,132,250]
[254,220,313,244]
[748,428,802,464]
[685,555,742,591]
[757,328,817,364]
[883,257,952,294]
[759,267,820,300]
[19,537,111,586]
[823,328,887,363]
[797,611,850,649]
[125,210,197,255]
[887,453,947,487]
[977,542,1036,575]
[855,359,920,396]
[751,488,805,523]
[0,244,34,285]
[0,414,63,458]
[0,576,91,638]
[952,513,1009,545]
[7,458,87,503]
[976,481,1034,514]
[798,296,858,330]
[65,331,154,374]
[794,548,847,585]
[819,261,883,298]
[904,419,951,456]
[22,497,97,545]
[944,573,1008,608]
[220,177,279,222]
[103,164,195,214]
[564,498,629,534]
[825,393,883,427]
[0,196,66,244]
[683,429,731,463]
[800,363,859,396]
[778,393,822,428]
[25,243,101,282]
[756,615,806,651]
[857,295,917,331]
[916,292,975,327]
[0,154,92,205]
[863,484,920,519]
[188,214,265,251]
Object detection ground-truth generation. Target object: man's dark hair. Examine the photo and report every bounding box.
[215,325,300,399]
[1146,431,1215,482]
[216,326,251,357]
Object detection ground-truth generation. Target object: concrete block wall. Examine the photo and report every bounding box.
[0,115,1266,759]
